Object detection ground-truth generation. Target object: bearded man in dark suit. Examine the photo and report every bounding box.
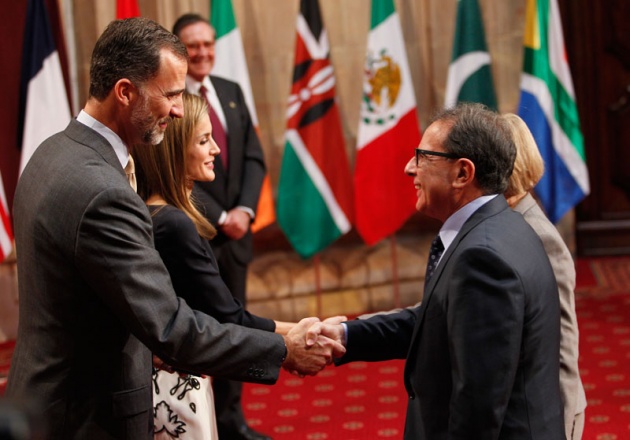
[172,13,270,440]
[6,17,342,440]
[307,103,566,439]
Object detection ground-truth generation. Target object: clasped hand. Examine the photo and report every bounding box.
[282,316,347,377]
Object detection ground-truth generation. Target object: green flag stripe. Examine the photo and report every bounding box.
[453,0,488,54]
[523,46,586,160]
[210,0,236,39]
[457,66,498,109]
[370,0,395,29]
[277,143,342,258]
[445,0,497,110]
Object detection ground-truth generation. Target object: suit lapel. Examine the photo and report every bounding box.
[407,196,510,357]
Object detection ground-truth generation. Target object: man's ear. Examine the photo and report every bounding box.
[113,78,137,107]
[452,158,475,189]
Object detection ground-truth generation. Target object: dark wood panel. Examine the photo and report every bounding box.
[560,0,630,256]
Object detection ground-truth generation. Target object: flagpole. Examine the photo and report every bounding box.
[390,235,400,309]
[314,254,322,317]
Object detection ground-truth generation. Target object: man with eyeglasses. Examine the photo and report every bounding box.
[307,103,565,439]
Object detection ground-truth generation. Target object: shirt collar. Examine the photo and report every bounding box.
[76,110,129,168]
[186,75,215,97]
[439,194,498,252]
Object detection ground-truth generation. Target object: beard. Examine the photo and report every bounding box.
[130,95,172,145]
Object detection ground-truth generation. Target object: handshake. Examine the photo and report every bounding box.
[281,316,347,377]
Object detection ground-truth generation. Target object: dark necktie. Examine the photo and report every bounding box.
[199,85,228,170]
[424,234,444,287]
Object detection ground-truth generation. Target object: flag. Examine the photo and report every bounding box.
[116,0,140,19]
[0,170,13,263]
[518,0,589,223]
[354,0,422,245]
[276,0,354,259]
[211,0,276,233]
[444,0,497,110]
[18,0,71,175]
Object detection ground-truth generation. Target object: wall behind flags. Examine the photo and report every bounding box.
[2,0,526,212]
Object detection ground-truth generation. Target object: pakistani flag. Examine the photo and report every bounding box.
[277,0,354,259]
[444,0,497,110]
[211,0,276,232]
[354,0,422,245]
[518,0,589,223]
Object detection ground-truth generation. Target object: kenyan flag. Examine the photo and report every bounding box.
[277,0,353,259]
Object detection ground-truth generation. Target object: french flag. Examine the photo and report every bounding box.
[18,0,71,175]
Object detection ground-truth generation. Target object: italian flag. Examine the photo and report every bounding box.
[354,0,421,245]
[211,0,276,232]
[518,0,589,223]
[277,0,353,259]
[444,0,497,110]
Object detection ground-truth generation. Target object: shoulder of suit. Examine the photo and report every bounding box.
[210,75,244,93]
[152,205,198,235]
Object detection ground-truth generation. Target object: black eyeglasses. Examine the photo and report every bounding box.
[415,148,459,165]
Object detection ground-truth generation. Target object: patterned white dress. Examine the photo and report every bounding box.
[153,369,218,439]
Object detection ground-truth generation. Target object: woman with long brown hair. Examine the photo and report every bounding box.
[134,93,295,439]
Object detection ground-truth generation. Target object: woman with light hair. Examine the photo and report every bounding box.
[503,113,586,440]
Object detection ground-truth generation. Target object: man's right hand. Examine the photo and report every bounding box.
[282,317,346,376]
[305,320,346,348]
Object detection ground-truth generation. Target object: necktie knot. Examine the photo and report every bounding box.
[125,156,137,192]
[424,234,444,287]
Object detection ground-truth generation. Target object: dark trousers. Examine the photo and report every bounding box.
[212,243,249,435]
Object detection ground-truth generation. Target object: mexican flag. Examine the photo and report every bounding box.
[354,0,421,245]
[444,0,497,110]
[276,0,354,259]
[211,0,276,232]
[518,0,589,223]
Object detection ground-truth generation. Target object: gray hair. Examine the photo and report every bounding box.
[431,103,516,194]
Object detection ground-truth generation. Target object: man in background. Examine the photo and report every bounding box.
[172,13,269,440]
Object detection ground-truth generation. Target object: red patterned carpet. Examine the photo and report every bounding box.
[574,257,630,440]
[1,257,629,439]
[244,360,408,439]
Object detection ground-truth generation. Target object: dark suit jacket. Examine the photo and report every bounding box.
[192,76,265,265]
[338,196,565,439]
[7,119,285,440]
[149,204,274,331]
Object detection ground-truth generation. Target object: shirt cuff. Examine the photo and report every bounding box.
[236,206,255,220]
[341,322,348,346]
[218,211,228,225]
